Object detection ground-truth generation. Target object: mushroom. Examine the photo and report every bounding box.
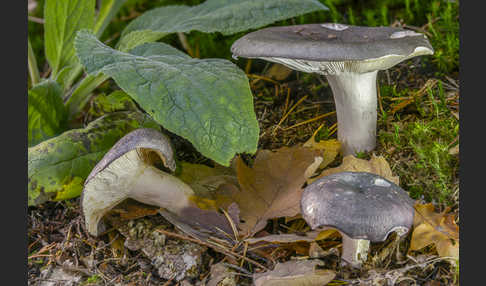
[82,128,233,238]
[231,23,434,155]
[300,171,415,268]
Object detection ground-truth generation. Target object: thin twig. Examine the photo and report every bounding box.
[274,95,308,133]
[155,229,268,271]
[177,32,194,57]
[283,111,336,131]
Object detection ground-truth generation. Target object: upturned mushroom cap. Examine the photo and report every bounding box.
[231,23,433,74]
[85,128,176,185]
[301,171,414,242]
[82,128,188,236]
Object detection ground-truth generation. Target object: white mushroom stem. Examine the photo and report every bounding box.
[83,149,194,236]
[341,232,370,268]
[325,71,378,156]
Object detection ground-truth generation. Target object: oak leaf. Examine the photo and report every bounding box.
[409,203,459,260]
[232,146,322,234]
[309,154,399,185]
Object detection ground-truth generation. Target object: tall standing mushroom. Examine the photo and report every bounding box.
[231,23,433,155]
[300,171,415,268]
[82,128,233,238]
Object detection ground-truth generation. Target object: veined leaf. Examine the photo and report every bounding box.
[28,80,68,147]
[44,0,95,77]
[118,0,328,51]
[75,30,259,166]
[28,111,159,206]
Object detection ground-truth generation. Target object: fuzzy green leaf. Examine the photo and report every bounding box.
[44,0,95,77]
[28,111,159,206]
[75,30,259,166]
[28,80,68,147]
[118,0,327,51]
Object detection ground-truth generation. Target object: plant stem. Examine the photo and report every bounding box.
[65,74,109,121]
[341,232,370,268]
[28,37,41,86]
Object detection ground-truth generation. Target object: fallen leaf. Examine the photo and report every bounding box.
[253,260,335,286]
[303,137,341,170]
[310,154,399,185]
[177,162,239,209]
[409,203,459,260]
[108,231,126,258]
[245,229,338,244]
[231,147,322,234]
[264,63,293,81]
[206,262,237,286]
[448,144,459,155]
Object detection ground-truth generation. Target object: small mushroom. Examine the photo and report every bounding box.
[82,128,189,236]
[300,171,415,268]
[231,24,434,155]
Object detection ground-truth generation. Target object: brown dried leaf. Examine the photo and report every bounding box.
[253,260,335,286]
[233,147,322,234]
[309,154,399,185]
[448,144,459,155]
[245,229,338,245]
[108,199,160,221]
[410,203,459,259]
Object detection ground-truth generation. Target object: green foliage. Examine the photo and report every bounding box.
[87,90,139,119]
[378,82,459,205]
[28,111,159,206]
[75,30,259,166]
[29,0,330,205]
[28,80,68,147]
[44,0,95,78]
[118,0,328,51]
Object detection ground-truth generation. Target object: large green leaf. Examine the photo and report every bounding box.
[75,30,259,166]
[118,0,327,51]
[28,111,159,206]
[28,80,68,147]
[44,0,95,77]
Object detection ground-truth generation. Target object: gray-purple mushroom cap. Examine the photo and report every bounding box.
[301,171,415,242]
[231,23,434,74]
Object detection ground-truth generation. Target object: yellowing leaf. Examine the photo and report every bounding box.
[303,137,341,170]
[409,203,459,260]
[310,154,399,185]
[232,147,322,234]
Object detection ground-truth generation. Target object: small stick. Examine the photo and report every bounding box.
[275,95,308,131]
[245,60,252,74]
[283,111,336,131]
[177,32,194,57]
[247,74,279,85]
